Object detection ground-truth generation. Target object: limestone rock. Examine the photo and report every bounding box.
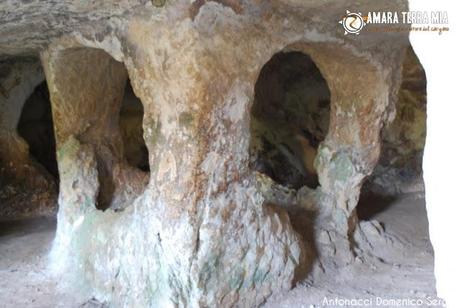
[0,58,57,218]
[0,0,416,306]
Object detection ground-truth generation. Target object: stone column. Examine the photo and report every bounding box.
[43,2,407,305]
[268,43,404,265]
[44,17,305,306]
[120,18,305,306]
[42,46,149,281]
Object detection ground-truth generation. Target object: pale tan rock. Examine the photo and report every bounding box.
[0,58,57,218]
[0,0,418,306]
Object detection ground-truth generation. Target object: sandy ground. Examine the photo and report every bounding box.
[265,193,442,308]
[0,217,95,307]
[0,193,441,307]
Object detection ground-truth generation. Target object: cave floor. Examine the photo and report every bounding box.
[265,193,439,308]
[0,193,437,307]
[0,217,88,307]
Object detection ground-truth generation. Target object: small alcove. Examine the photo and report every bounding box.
[17,81,58,180]
[250,51,331,189]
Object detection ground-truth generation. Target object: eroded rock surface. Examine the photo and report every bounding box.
[0,0,425,307]
[0,58,57,218]
[366,47,427,195]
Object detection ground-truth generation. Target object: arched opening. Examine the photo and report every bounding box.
[17,81,58,180]
[0,60,58,220]
[96,75,150,211]
[119,80,149,172]
[30,47,150,212]
[250,51,331,189]
[97,75,150,211]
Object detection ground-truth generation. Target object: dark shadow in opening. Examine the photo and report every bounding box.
[357,192,398,221]
[0,216,56,237]
[95,155,115,211]
[250,51,331,189]
[251,51,332,284]
[119,81,149,172]
[17,81,58,180]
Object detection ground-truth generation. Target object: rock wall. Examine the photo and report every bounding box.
[41,47,149,212]
[0,57,149,219]
[0,58,57,218]
[17,81,59,179]
[366,46,427,196]
[0,0,416,306]
[39,2,409,306]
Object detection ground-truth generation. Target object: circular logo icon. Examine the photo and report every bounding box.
[339,11,366,35]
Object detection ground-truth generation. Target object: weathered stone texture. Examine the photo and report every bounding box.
[0,58,57,218]
[119,83,149,171]
[0,0,150,59]
[41,47,148,211]
[367,47,427,195]
[0,0,419,306]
